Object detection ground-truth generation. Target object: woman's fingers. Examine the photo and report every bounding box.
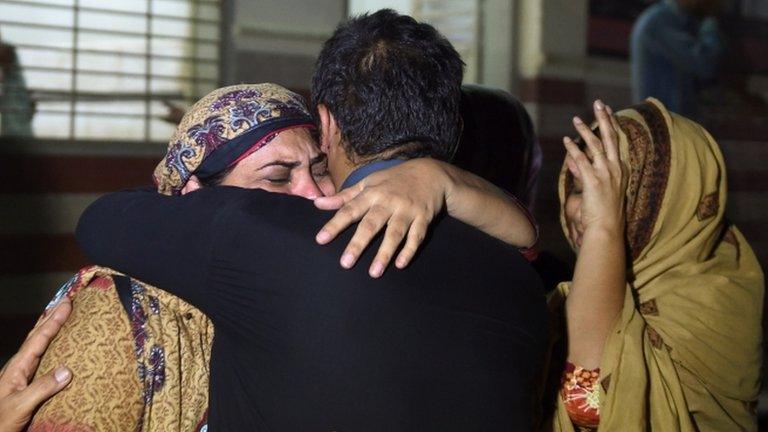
[339,205,391,269]
[594,101,617,161]
[563,137,596,183]
[315,194,368,244]
[0,297,71,432]
[314,182,363,211]
[605,105,623,162]
[565,154,582,181]
[369,214,412,278]
[9,365,71,427]
[572,114,605,167]
[395,217,428,270]
[15,298,71,381]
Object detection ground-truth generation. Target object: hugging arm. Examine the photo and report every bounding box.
[314,158,538,278]
[75,187,244,311]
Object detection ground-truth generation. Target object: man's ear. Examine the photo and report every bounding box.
[316,104,339,154]
[181,175,202,195]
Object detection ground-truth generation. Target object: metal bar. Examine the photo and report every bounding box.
[0,0,220,7]
[13,43,219,63]
[20,65,218,82]
[68,0,78,139]
[191,0,199,101]
[26,109,159,120]
[0,0,220,25]
[3,88,185,101]
[1,107,182,121]
[236,25,332,43]
[0,20,220,45]
[219,0,234,86]
[145,0,152,142]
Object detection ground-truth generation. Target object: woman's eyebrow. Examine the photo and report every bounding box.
[257,160,300,170]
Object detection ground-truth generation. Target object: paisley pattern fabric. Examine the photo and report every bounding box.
[29,266,213,432]
[154,83,314,195]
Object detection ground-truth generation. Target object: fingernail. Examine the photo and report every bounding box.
[396,258,407,269]
[595,100,605,110]
[573,116,583,125]
[606,105,614,114]
[316,231,330,244]
[370,262,384,278]
[341,253,355,269]
[55,366,71,383]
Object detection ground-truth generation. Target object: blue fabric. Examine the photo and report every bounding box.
[630,0,725,119]
[340,159,407,190]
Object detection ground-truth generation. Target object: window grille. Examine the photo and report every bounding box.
[0,0,221,142]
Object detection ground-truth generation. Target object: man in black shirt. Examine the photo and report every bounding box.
[77,10,547,431]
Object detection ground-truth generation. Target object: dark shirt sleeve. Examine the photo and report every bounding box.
[76,186,261,313]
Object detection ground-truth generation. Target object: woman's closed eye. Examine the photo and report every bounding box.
[261,166,293,184]
[266,176,290,184]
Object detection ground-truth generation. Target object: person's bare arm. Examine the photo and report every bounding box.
[0,298,72,432]
[314,158,537,278]
[562,101,627,369]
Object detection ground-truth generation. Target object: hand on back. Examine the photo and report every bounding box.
[314,158,447,278]
[0,298,72,432]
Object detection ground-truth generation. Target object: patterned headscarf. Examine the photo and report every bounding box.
[154,83,315,195]
[552,98,763,431]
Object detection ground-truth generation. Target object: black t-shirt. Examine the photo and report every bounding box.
[77,186,548,431]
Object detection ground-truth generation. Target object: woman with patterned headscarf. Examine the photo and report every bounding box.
[14,83,537,432]
[548,98,763,431]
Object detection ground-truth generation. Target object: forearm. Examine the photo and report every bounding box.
[76,187,229,306]
[441,162,536,248]
[565,227,625,369]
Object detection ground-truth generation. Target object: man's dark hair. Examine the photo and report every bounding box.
[311,9,464,162]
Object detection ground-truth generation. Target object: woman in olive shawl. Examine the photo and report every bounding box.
[550,98,763,431]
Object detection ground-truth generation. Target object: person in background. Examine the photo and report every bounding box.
[454,84,541,211]
[631,0,726,119]
[0,29,34,137]
[548,98,763,431]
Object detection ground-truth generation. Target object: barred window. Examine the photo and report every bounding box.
[0,0,221,142]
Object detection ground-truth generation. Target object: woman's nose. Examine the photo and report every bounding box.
[291,171,324,200]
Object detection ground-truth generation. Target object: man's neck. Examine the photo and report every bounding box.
[339,159,408,190]
[329,145,411,190]
[330,158,357,191]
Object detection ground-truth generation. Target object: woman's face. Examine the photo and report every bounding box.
[220,128,336,199]
[563,167,584,251]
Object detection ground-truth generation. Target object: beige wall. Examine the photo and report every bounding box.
[226,0,347,90]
